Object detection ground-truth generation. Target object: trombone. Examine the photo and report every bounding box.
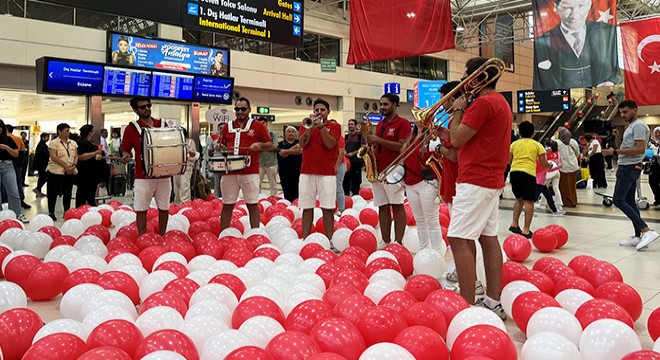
[378,58,506,183]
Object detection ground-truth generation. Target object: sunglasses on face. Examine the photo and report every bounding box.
[137,104,152,110]
[234,107,248,112]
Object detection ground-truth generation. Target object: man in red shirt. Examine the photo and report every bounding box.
[216,97,276,230]
[299,98,341,239]
[367,94,411,244]
[121,96,170,235]
[448,57,512,320]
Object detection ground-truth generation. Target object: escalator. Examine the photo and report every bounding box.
[537,95,593,143]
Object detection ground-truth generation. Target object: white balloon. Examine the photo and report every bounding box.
[313,208,323,223]
[241,284,281,303]
[283,291,321,316]
[555,289,594,315]
[60,249,85,272]
[244,227,269,238]
[402,228,421,254]
[446,307,507,349]
[71,254,107,273]
[245,258,276,278]
[281,239,305,254]
[232,267,262,289]
[273,253,303,267]
[364,280,400,304]
[107,253,142,271]
[298,258,326,273]
[81,290,137,320]
[219,227,242,239]
[413,248,445,277]
[269,265,300,282]
[259,277,290,299]
[332,228,352,252]
[110,210,135,227]
[10,230,32,250]
[0,229,23,252]
[286,205,302,220]
[366,250,399,265]
[369,269,406,289]
[186,270,215,286]
[44,245,76,263]
[179,316,229,352]
[80,211,102,228]
[579,319,642,360]
[521,332,581,360]
[186,299,232,327]
[501,281,540,319]
[60,283,104,321]
[82,305,134,334]
[187,255,217,273]
[287,282,323,298]
[527,307,582,346]
[116,265,149,285]
[201,330,255,360]
[238,316,285,348]
[358,343,416,360]
[268,215,292,227]
[32,319,86,344]
[74,236,108,258]
[153,252,188,272]
[22,233,53,259]
[0,209,17,221]
[61,219,85,238]
[135,306,185,336]
[294,273,326,292]
[140,351,187,360]
[304,233,331,250]
[189,283,239,312]
[654,337,660,352]
[0,281,27,313]
[139,270,178,302]
[28,214,54,232]
[208,260,238,275]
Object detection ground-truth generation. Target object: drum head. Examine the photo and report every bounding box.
[384,165,405,184]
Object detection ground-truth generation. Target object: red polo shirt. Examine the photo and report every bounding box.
[120,118,162,179]
[300,121,341,176]
[375,115,412,173]
[220,119,271,175]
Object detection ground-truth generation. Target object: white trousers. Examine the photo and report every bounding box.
[405,181,441,250]
[260,165,278,196]
[173,166,194,204]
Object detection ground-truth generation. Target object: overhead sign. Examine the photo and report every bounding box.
[406,89,414,103]
[182,0,304,47]
[361,113,384,123]
[193,75,234,104]
[151,71,195,100]
[384,82,401,95]
[103,66,152,97]
[320,58,337,73]
[414,80,446,108]
[517,89,570,113]
[41,60,104,94]
[108,32,230,76]
[251,114,275,121]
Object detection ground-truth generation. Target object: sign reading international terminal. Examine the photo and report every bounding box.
[183,0,304,47]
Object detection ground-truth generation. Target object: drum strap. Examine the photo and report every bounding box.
[227,119,254,155]
[131,118,166,136]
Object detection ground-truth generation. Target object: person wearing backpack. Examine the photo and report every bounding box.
[343,119,366,196]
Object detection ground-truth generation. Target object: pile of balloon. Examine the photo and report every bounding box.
[0,190,656,359]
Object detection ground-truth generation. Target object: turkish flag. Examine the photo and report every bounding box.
[621,17,660,106]
[347,0,454,65]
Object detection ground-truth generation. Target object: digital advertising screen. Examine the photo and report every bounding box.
[193,76,234,104]
[150,71,195,100]
[108,32,230,76]
[182,0,304,47]
[39,59,104,94]
[517,89,571,113]
[103,66,151,97]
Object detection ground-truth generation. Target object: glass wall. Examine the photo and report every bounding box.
[355,56,447,80]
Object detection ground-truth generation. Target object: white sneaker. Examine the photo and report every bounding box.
[534,203,545,210]
[475,281,485,296]
[551,210,566,216]
[637,230,659,250]
[619,236,641,247]
[16,214,29,224]
[474,298,506,320]
[446,270,458,282]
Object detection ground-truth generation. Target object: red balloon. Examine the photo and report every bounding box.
[286,300,335,334]
[567,255,596,276]
[163,278,200,305]
[582,261,624,289]
[531,228,558,253]
[226,346,274,360]
[0,246,10,277]
[532,257,565,272]
[138,246,167,272]
[22,333,88,360]
[522,270,555,295]
[545,224,569,248]
[134,329,198,360]
[594,282,643,322]
[312,249,339,263]
[331,270,369,293]
[86,319,144,358]
[253,247,280,261]
[0,219,22,236]
[25,262,69,300]
[310,317,366,360]
[383,244,414,277]
[502,234,532,262]
[315,263,342,288]
[501,261,529,288]
[401,302,448,339]
[621,351,660,360]
[348,229,377,255]
[188,221,212,240]
[154,261,190,278]
[511,291,561,332]
[38,226,62,240]
[554,276,595,296]
[139,291,188,317]
[364,258,401,278]
[322,284,361,309]
[378,290,417,314]
[50,235,76,249]
[355,306,408,346]
[394,325,449,360]
[341,246,369,263]
[359,208,379,227]
[358,188,373,200]
[192,232,218,249]
[541,265,577,285]
[424,289,470,325]
[77,347,131,360]
[649,307,660,341]
[4,255,42,289]
[308,353,349,360]
[0,308,44,360]
[334,255,366,272]
[232,296,285,329]
[338,215,360,231]
[86,225,111,244]
[333,294,376,325]
[574,298,634,329]
[300,243,324,260]
[62,269,101,294]
[209,273,247,299]
[96,271,140,305]
[451,325,517,360]
[266,331,321,360]
[404,274,442,301]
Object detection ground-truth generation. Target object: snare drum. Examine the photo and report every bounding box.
[208,153,251,173]
[141,127,188,178]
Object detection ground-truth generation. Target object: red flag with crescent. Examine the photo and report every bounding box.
[621,17,660,106]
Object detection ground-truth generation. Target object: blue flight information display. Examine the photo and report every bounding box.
[193,76,233,104]
[150,71,194,100]
[103,66,151,96]
[45,60,104,93]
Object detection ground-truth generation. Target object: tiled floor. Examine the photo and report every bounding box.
[12,170,660,354]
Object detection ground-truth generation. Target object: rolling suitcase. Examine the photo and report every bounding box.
[109,175,127,196]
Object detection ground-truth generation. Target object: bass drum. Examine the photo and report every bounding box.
[141,127,188,178]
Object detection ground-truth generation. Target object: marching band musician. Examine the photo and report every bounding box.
[216,97,276,231]
[299,98,342,239]
[366,93,411,244]
[121,96,170,235]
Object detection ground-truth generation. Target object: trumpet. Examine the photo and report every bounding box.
[303,115,323,129]
[378,58,506,183]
